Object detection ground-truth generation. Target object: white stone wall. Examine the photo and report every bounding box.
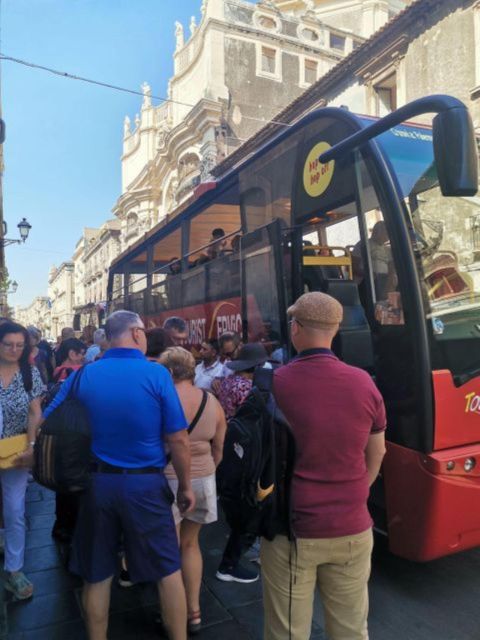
[48,263,75,337]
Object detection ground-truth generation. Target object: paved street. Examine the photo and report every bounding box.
[3,482,480,639]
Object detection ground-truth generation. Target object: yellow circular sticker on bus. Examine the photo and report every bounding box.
[303,142,335,198]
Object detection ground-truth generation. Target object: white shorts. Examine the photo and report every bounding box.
[167,473,217,526]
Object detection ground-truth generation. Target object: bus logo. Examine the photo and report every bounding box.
[465,392,480,415]
[303,142,335,198]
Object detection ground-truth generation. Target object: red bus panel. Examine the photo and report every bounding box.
[432,370,480,451]
[383,441,480,561]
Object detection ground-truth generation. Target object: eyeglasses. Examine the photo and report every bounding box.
[131,326,146,336]
[1,341,25,351]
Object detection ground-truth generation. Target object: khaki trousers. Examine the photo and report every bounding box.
[261,529,373,640]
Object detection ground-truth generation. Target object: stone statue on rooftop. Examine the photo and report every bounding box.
[141,82,152,108]
[123,115,131,138]
[175,21,184,50]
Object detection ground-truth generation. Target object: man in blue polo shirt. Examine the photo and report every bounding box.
[44,310,194,640]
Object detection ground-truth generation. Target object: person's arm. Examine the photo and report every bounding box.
[211,399,227,468]
[210,377,223,397]
[15,397,43,468]
[43,371,75,418]
[164,429,195,514]
[365,431,386,486]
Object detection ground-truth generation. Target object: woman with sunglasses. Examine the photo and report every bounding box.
[0,322,44,599]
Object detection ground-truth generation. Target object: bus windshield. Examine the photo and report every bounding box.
[407,158,480,382]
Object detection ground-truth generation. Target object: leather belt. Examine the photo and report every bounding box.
[90,461,162,475]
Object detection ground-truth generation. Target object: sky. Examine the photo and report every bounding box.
[1,0,230,307]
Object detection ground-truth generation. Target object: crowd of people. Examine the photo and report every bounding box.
[0,291,386,640]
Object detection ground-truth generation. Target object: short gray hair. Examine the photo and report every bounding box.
[93,328,106,345]
[105,310,142,341]
[163,316,187,333]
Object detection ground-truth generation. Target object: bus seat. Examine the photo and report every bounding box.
[322,280,374,371]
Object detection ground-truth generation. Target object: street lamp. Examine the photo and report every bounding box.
[1,217,32,246]
[0,279,18,295]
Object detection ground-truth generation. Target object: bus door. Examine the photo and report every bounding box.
[240,219,288,357]
[293,137,428,530]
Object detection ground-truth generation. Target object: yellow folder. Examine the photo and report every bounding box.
[0,434,29,469]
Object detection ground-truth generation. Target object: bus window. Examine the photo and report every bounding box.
[241,223,283,351]
[187,188,241,257]
[352,213,404,326]
[408,177,480,380]
[239,134,302,232]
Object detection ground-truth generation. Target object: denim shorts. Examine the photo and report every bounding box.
[70,471,180,584]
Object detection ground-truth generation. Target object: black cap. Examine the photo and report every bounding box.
[226,343,268,372]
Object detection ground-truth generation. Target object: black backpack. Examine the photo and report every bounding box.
[34,367,92,494]
[217,367,296,540]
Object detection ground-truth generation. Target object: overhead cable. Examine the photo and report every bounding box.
[0,53,293,129]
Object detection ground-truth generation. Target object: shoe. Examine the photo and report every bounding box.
[215,565,259,583]
[5,571,33,600]
[118,569,134,588]
[244,539,261,564]
[187,610,202,636]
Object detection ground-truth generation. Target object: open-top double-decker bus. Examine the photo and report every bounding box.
[108,95,479,562]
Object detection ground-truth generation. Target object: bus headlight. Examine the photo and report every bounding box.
[446,461,455,471]
[464,458,476,472]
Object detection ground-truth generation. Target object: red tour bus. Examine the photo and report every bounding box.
[108,95,479,562]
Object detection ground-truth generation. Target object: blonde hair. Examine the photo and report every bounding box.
[159,346,196,382]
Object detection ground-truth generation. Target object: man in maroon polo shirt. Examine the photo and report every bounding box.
[261,291,386,640]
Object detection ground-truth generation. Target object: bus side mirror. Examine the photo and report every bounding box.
[433,107,478,197]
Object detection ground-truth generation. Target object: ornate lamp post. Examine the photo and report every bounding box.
[1,217,32,246]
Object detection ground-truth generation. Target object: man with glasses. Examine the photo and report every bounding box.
[261,292,387,640]
[44,310,194,640]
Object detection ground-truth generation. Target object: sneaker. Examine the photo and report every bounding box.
[244,539,261,564]
[215,565,259,583]
[118,569,134,588]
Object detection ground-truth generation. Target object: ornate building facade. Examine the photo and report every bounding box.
[113,0,404,250]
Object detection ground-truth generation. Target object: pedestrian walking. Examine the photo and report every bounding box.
[84,328,108,363]
[43,310,195,640]
[26,326,50,384]
[160,346,226,635]
[262,292,387,640]
[210,331,242,396]
[0,322,44,600]
[163,316,188,346]
[193,339,223,391]
[216,343,268,584]
[53,327,75,366]
[53,338,86,382]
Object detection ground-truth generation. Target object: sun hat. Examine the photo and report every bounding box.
[226,343,268,372]
[287,292,343,329]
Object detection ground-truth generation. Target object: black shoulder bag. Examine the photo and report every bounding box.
[33,367,92,494]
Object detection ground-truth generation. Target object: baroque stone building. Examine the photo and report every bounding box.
[114,0,405,250]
